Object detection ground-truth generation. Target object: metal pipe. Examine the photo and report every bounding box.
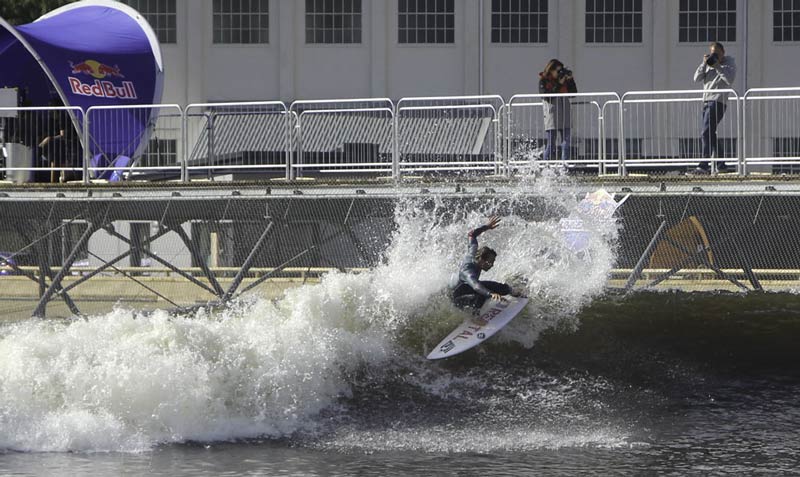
[33,222,96,318]
[625,220,667,290]
[479,0,484,95]
[222,221,274,302]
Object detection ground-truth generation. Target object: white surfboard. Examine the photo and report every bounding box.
[427,297,529,360]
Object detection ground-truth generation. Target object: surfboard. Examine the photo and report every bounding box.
[426,297,529,360]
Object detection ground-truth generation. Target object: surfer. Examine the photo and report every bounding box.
[450,216,523,311]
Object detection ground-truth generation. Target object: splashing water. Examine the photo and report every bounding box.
[0,175,621,452]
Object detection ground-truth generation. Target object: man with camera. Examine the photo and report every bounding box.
[692,41,736,174]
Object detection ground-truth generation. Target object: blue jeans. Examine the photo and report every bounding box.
[544,128,571,161]
[699,101,726,169]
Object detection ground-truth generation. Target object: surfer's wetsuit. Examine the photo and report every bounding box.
[450,225,512,310]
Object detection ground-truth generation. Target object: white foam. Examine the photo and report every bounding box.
[0,175,621,452]
[316,426,636,453]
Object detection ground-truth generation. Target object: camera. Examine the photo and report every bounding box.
[557,67,572,80]
[705,53,719,67]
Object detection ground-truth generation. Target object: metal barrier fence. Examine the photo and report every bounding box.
[506,93,621,175]
[290,98,395,178]
[184,101,292,181]
[2,89,800,182]
[86,104,183,181]
[0,106,84,183]
[742,87,800,176]
[619,89,740,175]
[396,95,505,175]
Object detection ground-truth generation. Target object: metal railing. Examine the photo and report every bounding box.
[742,87,800,176]
[290,98,395,178]
[619,89,740,175]
[2,88,800,183]
[0,106,85,183]
[86,104,183,182]
[184,101,291,181]
[396,95,505,176]
[506,92,621,175]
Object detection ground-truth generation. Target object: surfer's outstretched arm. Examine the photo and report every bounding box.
[464,216,504,301]
[467,216,501,250]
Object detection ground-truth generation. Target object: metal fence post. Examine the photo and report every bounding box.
[82,109,90,184]
[393,113,399,180]
[619,95,627,177]
[181,107,188,182]
[740,93,748,177]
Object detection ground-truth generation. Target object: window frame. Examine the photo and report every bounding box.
[772,0,800,43]
[677,0,737,44]
[122,0,178,45]
[584,0,644,46]
[305,0,364,45]
[489,0,550,45]
[212,0,270,45]
[397,0,456,46]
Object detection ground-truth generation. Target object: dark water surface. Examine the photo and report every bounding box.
[2,292,800,476]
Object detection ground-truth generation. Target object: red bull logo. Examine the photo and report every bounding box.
[67,60,137,100]
[70,60,124,79]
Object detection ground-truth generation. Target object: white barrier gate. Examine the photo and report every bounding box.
[507,92,620,175]
[290,98,395,179]
[184,101,292,181]
[396,95,505,176]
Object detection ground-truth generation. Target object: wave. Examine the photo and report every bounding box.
[0,173,624,452]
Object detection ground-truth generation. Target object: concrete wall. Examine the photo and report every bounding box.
[159,0,795,105]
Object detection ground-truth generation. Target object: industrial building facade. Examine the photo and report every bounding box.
[120,0,800,105]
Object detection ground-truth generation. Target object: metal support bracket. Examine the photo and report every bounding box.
[32,221,98,318]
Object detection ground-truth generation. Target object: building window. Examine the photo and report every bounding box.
[585,0,642,44]
[122,0,177,44]
[774,0,800,42]
[398,0,455,44]
[491,0,548,44]
[679,0,736,43]
[213,0,269,44]
[305,0,362,44]
[141,139,177,167]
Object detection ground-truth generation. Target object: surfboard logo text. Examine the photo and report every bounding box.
[476,300,509,324]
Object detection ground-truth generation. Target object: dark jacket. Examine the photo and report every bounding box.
[451,225,491,297]
[539,73,578,131]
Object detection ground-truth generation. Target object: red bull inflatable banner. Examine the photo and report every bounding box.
[0,0,163,160]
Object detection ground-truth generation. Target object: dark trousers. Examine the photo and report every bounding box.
[543,128,571,161]
[699,101,726,169]
[452,280,512,310]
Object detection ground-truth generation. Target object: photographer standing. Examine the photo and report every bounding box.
[538,59,578,162]
[693,42,736,174]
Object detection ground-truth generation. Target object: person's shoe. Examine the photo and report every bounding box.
[716,163,732,173]
[689,166,710,175]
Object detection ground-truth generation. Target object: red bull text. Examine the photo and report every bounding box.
[67,60,137,100]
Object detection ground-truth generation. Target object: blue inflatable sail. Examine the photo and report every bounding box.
[0,0,163,162]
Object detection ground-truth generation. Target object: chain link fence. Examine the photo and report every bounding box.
[4,186,800,319]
